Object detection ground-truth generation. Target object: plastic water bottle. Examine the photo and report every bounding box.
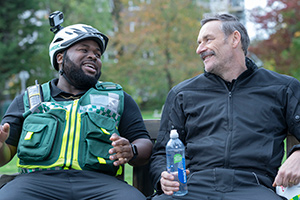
[166,129,188,196]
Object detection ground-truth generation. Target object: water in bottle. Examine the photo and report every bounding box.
[166,129,188,196]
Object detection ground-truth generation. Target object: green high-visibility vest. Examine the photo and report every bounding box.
[17,81,124,176]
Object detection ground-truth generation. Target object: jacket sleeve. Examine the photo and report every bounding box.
[149,88,186,192]
[286,78,300,155]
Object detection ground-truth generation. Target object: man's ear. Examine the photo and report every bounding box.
[232,30,241,49]
[56,52,64,65]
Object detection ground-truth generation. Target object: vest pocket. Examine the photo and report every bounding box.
[80,112,119,175]
[18,113,58,161]
[84,139,117,174]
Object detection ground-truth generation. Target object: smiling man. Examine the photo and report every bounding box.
[58,40,103,90]
[196,17,247,82]
[0,23,152,200]
[149,13,300,199]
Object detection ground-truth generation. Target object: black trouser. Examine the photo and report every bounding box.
[0,170,146,200]
[153,168,286,200]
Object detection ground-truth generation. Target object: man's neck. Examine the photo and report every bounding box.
[57,77,87,95]
[220,55,247,82]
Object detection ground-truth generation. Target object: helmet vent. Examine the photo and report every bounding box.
[65,31,74,35]
[53,38,63,43]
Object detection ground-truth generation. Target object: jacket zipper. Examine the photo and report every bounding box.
[224,91,233,168]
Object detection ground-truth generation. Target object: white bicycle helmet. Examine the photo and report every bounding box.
[49,24,109,71]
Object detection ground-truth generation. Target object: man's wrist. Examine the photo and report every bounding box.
[288,144,300,157]
[130,143,138,161]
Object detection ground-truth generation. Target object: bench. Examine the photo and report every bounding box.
[0,119,299,198]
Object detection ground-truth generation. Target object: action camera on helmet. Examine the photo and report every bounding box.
[49,11,64,34]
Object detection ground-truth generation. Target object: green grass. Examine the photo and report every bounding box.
[0,155,18,174]
[141,109,161,119]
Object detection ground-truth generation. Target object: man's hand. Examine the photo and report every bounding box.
[273,150,300,187]
[109,133,133,166]
[0,123,10,149]
[160,169,190,195]
[0,123,15,167]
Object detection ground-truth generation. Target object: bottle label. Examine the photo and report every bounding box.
[174,154,182,164]
[178,167,187,184]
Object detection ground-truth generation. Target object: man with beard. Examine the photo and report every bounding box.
[149,14,300,199]
[0,24,152,200]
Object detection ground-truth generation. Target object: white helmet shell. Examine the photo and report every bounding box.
[276,184,300,199]
[49,24,109,70]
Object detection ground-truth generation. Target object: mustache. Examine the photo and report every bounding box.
[200,51,215,61]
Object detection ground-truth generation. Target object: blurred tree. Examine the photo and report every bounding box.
[0,0,44,98]
[105,0,207,109]
[0,0,113,100]
[44,0,113,31]
[0,0,208,111]
[249,0,300,78]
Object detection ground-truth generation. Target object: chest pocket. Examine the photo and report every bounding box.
[17,113,59,161]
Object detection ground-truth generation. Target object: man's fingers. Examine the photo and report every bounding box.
[3,123,10,132]
[160,171,180,195]
[0,123,10,144]
[109,133,119,142]
[161,171,174,180]
[161,177,179,195]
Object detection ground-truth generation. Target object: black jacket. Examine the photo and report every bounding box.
[149,58,300,191]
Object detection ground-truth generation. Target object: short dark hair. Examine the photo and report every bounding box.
[201,14,250,56]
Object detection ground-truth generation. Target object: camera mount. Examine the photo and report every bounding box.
[49,11,64,34]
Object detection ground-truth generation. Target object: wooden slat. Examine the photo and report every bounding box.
[143,119,160,140]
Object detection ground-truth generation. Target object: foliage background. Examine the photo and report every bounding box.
[249,0,300,78]
[0,0,206,114]
[1,0,300,114]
